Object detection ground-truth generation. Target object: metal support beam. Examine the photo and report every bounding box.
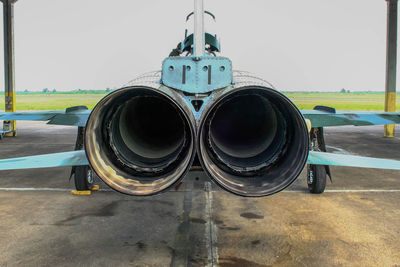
[1,0,17,136]
[193,0,205,57]
[385,0,398,137]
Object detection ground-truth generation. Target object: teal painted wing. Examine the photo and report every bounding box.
[302,110,400,127]
[0,150,400,170]
[0,110,90,127]
[308,151,400,170]
[4,110,399,128]
[1,150,398,171]
[0,150,88,171]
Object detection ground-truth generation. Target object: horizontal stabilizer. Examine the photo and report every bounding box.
[308,151,400,170]
[0,110,90,127]
[0,150,88,171]
[302,110,400,127]
[0,111,63,121]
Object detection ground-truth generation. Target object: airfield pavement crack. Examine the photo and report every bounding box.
[205,182,218,267]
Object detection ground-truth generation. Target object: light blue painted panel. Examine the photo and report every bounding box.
[162,56,233,93]
[308,151,400,170]
[0,110,90,127]
[48,113,89,127]
[0,111,63,121]
[302,110,400,127]
[0,150,88,171]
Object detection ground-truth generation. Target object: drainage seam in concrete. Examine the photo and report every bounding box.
[204,182,218,267]
[170,184,194,267]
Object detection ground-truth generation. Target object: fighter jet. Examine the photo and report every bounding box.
[1,0,400,197]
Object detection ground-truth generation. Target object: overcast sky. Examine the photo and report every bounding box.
[0,0,396,91]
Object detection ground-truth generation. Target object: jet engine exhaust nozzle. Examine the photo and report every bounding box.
[85,86,195,196]
[198,86,309,197]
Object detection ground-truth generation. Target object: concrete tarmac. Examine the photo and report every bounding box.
[0,122,399,266]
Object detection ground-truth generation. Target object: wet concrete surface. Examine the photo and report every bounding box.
[0,122,399,266]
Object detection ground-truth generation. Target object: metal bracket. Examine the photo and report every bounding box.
[5,96,13,111]
[161,56,233,93]
[309,105,336,182]
[181,33,221,54]
[309,127,332,182]
[69,126,85,180]
[1,121,14,138]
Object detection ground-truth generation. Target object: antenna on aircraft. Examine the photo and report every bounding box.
[169,0,220,57]
[193,0,205,56]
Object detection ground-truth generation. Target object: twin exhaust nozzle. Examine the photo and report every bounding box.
[85,83,309,197]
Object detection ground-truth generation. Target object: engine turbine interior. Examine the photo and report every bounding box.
[85,86,196,196]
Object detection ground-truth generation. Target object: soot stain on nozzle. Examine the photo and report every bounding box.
[85,86,196,196]
[207,93,289,173]
[198,86,309,197]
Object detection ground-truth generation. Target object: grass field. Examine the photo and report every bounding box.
[0,92,399,111]
[284,92,400,111]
